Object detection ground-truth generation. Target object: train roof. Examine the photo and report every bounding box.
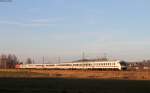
[60,60,123,64]
[22,60,125,65]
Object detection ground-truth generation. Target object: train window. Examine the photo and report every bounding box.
[74,64,77,66]
[36,65,43,66]
[46,65,54,66]
[67,64,71,66]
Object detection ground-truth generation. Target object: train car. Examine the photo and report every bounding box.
[15,64,56,69]
[55,60,127,70]
[15,60,127,70]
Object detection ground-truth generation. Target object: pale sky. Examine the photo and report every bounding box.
[0,0,150,63]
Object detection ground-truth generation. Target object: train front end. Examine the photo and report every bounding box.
[119,61,128,70]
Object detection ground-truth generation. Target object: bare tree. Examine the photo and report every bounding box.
[26,58,32,64]
[7,54,18,68]
[0,54,18,69]
[0,54,7,68]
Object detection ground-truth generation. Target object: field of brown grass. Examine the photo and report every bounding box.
[0,69,149,80]
[31,70,150,80]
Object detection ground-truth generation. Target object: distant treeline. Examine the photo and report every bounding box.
[128,60,150,70]
[0,54,34,69]
[0,54,19,69]
[129,60,150,66]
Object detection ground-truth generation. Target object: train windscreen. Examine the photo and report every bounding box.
[120,61,127,66]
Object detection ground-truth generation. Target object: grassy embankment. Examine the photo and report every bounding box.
[0,69,49,78]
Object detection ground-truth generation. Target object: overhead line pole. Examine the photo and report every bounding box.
[58,56,61,64]
[43,56,45,64]
[82,52,85,60]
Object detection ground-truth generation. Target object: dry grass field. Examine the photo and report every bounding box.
[0,69,150,93]
[28,69,150,80]
[0,69,150,80]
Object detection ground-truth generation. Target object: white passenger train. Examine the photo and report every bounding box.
[16,60,127,70]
